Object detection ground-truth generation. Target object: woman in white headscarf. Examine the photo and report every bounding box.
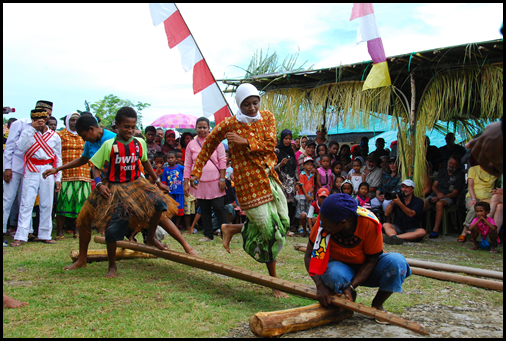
[189,83,290,298]
[54,112,92,239]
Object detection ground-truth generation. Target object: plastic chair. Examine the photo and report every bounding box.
[425,187,467,236]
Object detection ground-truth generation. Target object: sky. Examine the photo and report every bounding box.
[3,3,503,130]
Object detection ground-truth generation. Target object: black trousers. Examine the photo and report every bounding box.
[199,195,228,240]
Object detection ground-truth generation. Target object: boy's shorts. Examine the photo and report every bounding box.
[184,193,196,215]
[295,199,311,219]
[105,199,167,243]
[170,193,185,216]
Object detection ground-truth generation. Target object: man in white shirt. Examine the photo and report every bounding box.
[11,108,62,246]
[361,154,383,199]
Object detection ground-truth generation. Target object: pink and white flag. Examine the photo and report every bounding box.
[149,3,231,124]
[350,3,391,90]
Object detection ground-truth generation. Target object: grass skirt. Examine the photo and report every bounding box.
[76,177,178,234]
[56,181,91,218]
[241,176,290,263]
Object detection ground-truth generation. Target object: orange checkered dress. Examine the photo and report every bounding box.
[57,129,91,182]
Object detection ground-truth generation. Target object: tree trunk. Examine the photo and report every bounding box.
[249,303,352,337]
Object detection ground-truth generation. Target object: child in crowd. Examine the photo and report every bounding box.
[328,141,339,164]
[468,201,498,253]
[173,148,184,166]
[307,188,329,231]
[78,107,181,278]
[334,176,345,193]
[296,156,315,236]
[162,150,185,229]
[153,152,165,182]
[316,154,334,191]
[349,158,366,195]
[356,182,372,209]
[298,140,317,173]
[314,144,328,165]
[331,160,347,180]
[341,179,355,199]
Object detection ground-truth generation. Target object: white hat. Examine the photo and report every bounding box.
[401,179,415,188]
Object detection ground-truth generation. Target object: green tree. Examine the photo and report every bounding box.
[89,94,151,130]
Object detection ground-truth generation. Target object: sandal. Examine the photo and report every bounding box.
[41,239,56,244]
[490,249,498,254]
[10,240,22,247]
[55,236,64,240]
[457,235,466,243]
[73,234,79,239]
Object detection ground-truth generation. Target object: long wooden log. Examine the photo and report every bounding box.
[249,303,353,337]
[94,236,429,335]
[293,244,503,291]
[70,249,157,263]
[405,258,503,280]
[410,267,503,291]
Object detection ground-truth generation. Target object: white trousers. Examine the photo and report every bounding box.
[14,164,55,242]
[371,197,392,211]
[3,171,33,234]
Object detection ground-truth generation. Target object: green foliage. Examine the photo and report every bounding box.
[89,94,151,129]
[3,117,8,125]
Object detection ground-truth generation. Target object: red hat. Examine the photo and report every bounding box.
[317,188,330,197]
[350,144,360,153]
[303,156,314,164]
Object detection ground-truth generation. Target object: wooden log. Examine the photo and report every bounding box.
[249,303,353,337]
[294,245,504,282]
[405,258,503,280]
[94,236,429,335]
[70,248,157,263]
[410,267,503,291]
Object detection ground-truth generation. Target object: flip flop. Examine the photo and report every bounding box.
[41,239,56,244]
[490,249,498,254]
[375,318,390,325]
[10,240,22,247]
[55,236,64,240]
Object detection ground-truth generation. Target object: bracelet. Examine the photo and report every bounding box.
[94,177,101,184]
[96,182,103,188]
[219,178,226,182]
[348,283,355,291]
[155,178,161,183]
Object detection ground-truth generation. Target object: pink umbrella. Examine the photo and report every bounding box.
[150,113,198,129]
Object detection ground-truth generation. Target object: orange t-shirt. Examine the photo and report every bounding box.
[309,216,383,265]
[298,171,315,197]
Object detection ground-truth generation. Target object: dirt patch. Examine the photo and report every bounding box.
[223,303,503,338]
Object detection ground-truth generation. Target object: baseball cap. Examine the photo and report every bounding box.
[303,156,314,164]
[401,179,415,188]
[317,188,330,197]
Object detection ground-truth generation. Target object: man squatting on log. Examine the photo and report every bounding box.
[305,193,411,312]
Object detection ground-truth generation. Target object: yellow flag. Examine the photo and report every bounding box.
[363,61,391,90]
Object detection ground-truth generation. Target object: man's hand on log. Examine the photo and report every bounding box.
[315,282,333,307]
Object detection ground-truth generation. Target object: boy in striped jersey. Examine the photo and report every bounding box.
[77,107,188,278]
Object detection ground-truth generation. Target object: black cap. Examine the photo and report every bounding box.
[35,100,53,110]
[30,108,49,119]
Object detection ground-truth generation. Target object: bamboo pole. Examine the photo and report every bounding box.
[293,244,503,290]
[410,267,503,291]
[249,303,353,337]
[405,258,503,280]
[70,249,157,263]
[409,72,416,179]
[94,237,429,336]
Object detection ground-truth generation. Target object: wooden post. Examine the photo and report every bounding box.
[409,72,416,178]
[405,258,503,280]
[93,236,429,335]
[249,303,353,337]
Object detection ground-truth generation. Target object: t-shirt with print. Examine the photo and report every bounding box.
[434,167,465,195]
[161,164,184,195]
[298,171,315,199]
[90,137,148,183]
[310,216,383,265]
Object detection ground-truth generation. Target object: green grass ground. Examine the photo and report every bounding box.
[3,230,503,338]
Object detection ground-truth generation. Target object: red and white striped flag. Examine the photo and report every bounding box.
[350,3,391,90]
[149,3,231,124]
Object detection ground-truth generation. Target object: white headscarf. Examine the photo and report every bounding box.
[235,83,262,124]
[66,111,80,135]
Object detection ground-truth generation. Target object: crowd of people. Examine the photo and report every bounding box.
[2,85,502,310]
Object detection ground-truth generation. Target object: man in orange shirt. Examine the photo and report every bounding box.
[304,193,411,314]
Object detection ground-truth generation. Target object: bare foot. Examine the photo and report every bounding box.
[3,294,29,309]
[146,238,168,250]
[185,247,198,256]
[64,259,87,271]
[272,289,289,298]
[105,265,117,278]
[221,224,234,253]
[469,246,479,250]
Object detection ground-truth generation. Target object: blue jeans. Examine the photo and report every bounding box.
[321,253,411,293]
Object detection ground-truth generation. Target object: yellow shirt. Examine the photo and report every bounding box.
[466,166,497,199]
